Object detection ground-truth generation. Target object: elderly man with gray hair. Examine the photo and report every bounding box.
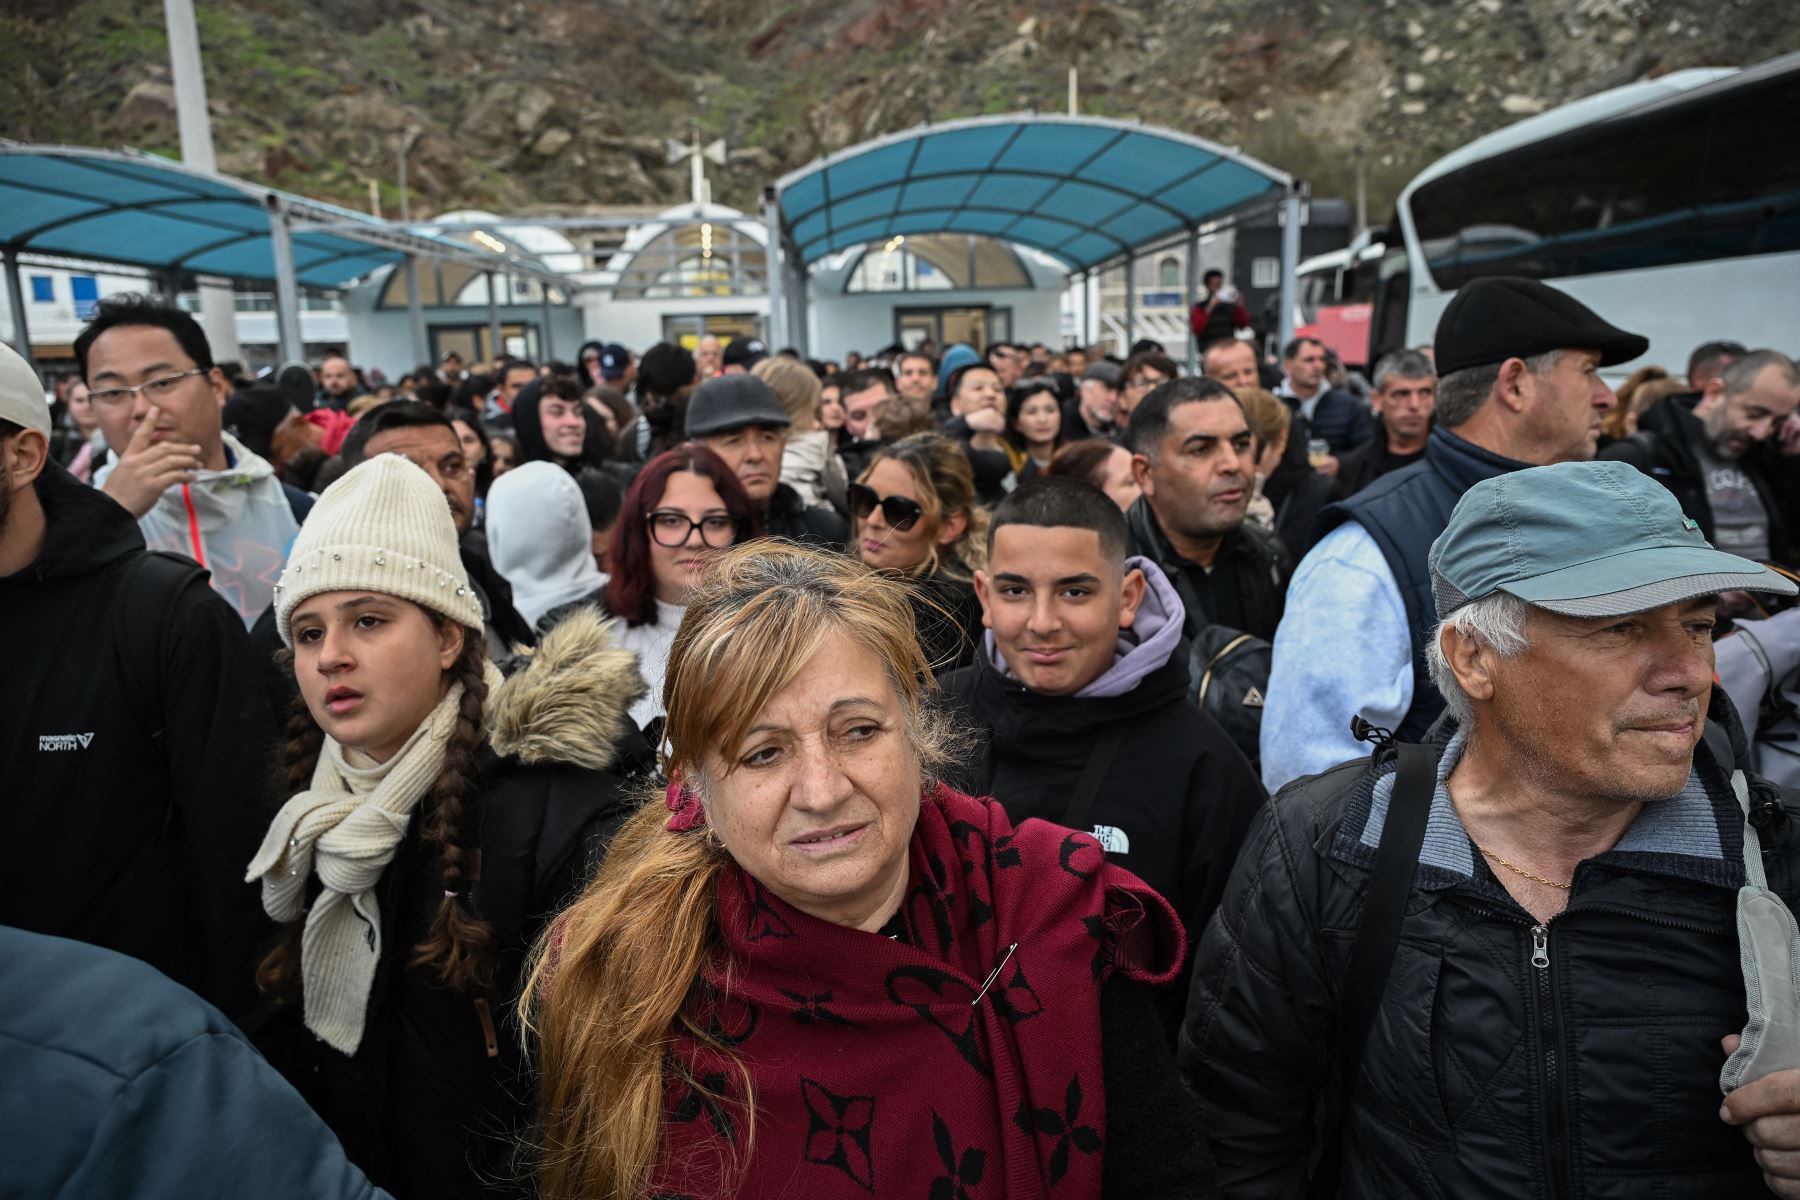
[1260,276,1646,793]
[1183,458,1800,1199]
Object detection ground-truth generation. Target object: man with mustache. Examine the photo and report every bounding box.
[1123,376,1291,643]
[1184,459,1800,1199]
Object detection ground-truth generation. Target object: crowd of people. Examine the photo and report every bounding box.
[5,273,1800,1200]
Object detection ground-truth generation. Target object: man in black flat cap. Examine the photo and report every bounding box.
[1260,276,1647,791]
[685,373,848,548]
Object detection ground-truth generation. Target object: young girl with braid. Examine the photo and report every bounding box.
[245,453,652,1200]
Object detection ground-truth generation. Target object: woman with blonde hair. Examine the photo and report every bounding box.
[849,432,988,673]
[754,355,847,512]
[523,542,1210,1200]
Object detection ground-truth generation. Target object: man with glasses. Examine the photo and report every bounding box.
[79,295,311,627]
[685,374,848,548]
[336,402,535,656]
[1120,350,1179,427]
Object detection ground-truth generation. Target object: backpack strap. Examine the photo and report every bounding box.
[1309,740,1435,1196]
[1060,720,1127,836]
[110,550,209,744]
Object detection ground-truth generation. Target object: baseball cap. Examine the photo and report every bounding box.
[1082,361,1122,386]
[0,342,49,435]
[684,374,791,438]
[1429,460,1796,620]
[1433,276,1648,377]
[599,343,630,381]
[722,337,768,370]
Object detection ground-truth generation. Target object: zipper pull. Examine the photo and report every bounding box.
[1530,924,1550,970]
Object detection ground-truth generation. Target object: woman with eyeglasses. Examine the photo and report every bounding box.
[849,433,987,674]
[566,445,761,733]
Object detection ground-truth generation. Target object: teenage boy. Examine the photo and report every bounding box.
[940,476,1266,973]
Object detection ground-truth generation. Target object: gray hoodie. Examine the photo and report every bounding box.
[981,555,1185,698]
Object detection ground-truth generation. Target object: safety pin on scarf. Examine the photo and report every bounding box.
[972,942,1020,1007]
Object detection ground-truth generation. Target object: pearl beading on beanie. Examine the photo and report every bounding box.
[272,454,486,645]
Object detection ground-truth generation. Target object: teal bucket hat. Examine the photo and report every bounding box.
[1428,460,1796,619]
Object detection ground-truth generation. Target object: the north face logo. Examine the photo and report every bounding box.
[1242,687,1265,708]
[1091,825,1131,854]
[38,733,95,752]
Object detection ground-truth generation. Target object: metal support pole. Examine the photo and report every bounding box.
[1184,227,1202,374]
[485,272,501,366]
[402,254,427,366]
[1124,255,1137,353]
[267,201,304,365]
[761,187,786,349]
[1277,188,1305,357]
[164,0,239,360]
[2,248,40,379]
[539,285,555,362]
[1078,271,1090,349]
[158,271,180,304]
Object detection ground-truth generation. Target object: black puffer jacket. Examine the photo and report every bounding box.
[255,609,653,1200]
[1181,709,1798,1199]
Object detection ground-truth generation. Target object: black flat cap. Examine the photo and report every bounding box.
[1433,276,1648,376]
[685,374,791,438]
[722,337,768,369]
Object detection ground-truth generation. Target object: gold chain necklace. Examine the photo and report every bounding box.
[1473,842,1573,891]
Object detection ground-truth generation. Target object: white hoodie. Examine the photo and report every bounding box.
[94,430,299,627]
[485,461,603,629]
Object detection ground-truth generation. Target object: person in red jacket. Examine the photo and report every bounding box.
[1190,269,1252,348]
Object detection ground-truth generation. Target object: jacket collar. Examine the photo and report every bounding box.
[1333,723,1748,896]
[1424,426,1534,495]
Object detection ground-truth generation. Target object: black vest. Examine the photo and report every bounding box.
[1315,428,1530,739]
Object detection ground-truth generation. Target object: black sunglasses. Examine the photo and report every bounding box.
[846,482,923,531]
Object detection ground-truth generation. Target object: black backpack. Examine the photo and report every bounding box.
[1187,624,1270,767]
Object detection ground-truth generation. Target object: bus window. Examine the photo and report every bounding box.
[1368,248,1411,366]
[1408,70,1800,289]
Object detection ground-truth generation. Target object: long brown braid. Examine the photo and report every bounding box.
[409,634,496,990]
[253,626,496,999]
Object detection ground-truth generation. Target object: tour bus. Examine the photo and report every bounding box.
[1292,234,1385,370]
[1369,51,1800,376]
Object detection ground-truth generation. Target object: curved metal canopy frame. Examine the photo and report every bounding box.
[773,114,1294,272]
[0,141,578,369]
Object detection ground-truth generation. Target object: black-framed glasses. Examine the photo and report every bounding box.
[646,509,740,548]
[87,368,209,410]
[846,482,923,531]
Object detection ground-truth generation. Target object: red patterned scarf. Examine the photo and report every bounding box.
[652,783,1185,1198]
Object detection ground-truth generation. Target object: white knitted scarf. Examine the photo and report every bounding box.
[245,671,491,1055]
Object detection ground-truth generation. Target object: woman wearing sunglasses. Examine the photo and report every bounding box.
[590,445,761,732]
[849,432,987,674]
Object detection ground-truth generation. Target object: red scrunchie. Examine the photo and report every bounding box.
[665,770,706,833]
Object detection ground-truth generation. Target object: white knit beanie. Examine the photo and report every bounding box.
[274,453,483,645]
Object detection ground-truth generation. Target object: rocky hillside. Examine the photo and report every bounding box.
[2,0,1796,222]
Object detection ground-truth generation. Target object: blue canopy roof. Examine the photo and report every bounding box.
[0,143,562,289]
[774,115,1292,270]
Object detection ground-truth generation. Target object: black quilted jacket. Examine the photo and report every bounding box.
[1180,709,1799,1199]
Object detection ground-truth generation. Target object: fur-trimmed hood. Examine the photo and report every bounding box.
[487,607,647,771]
